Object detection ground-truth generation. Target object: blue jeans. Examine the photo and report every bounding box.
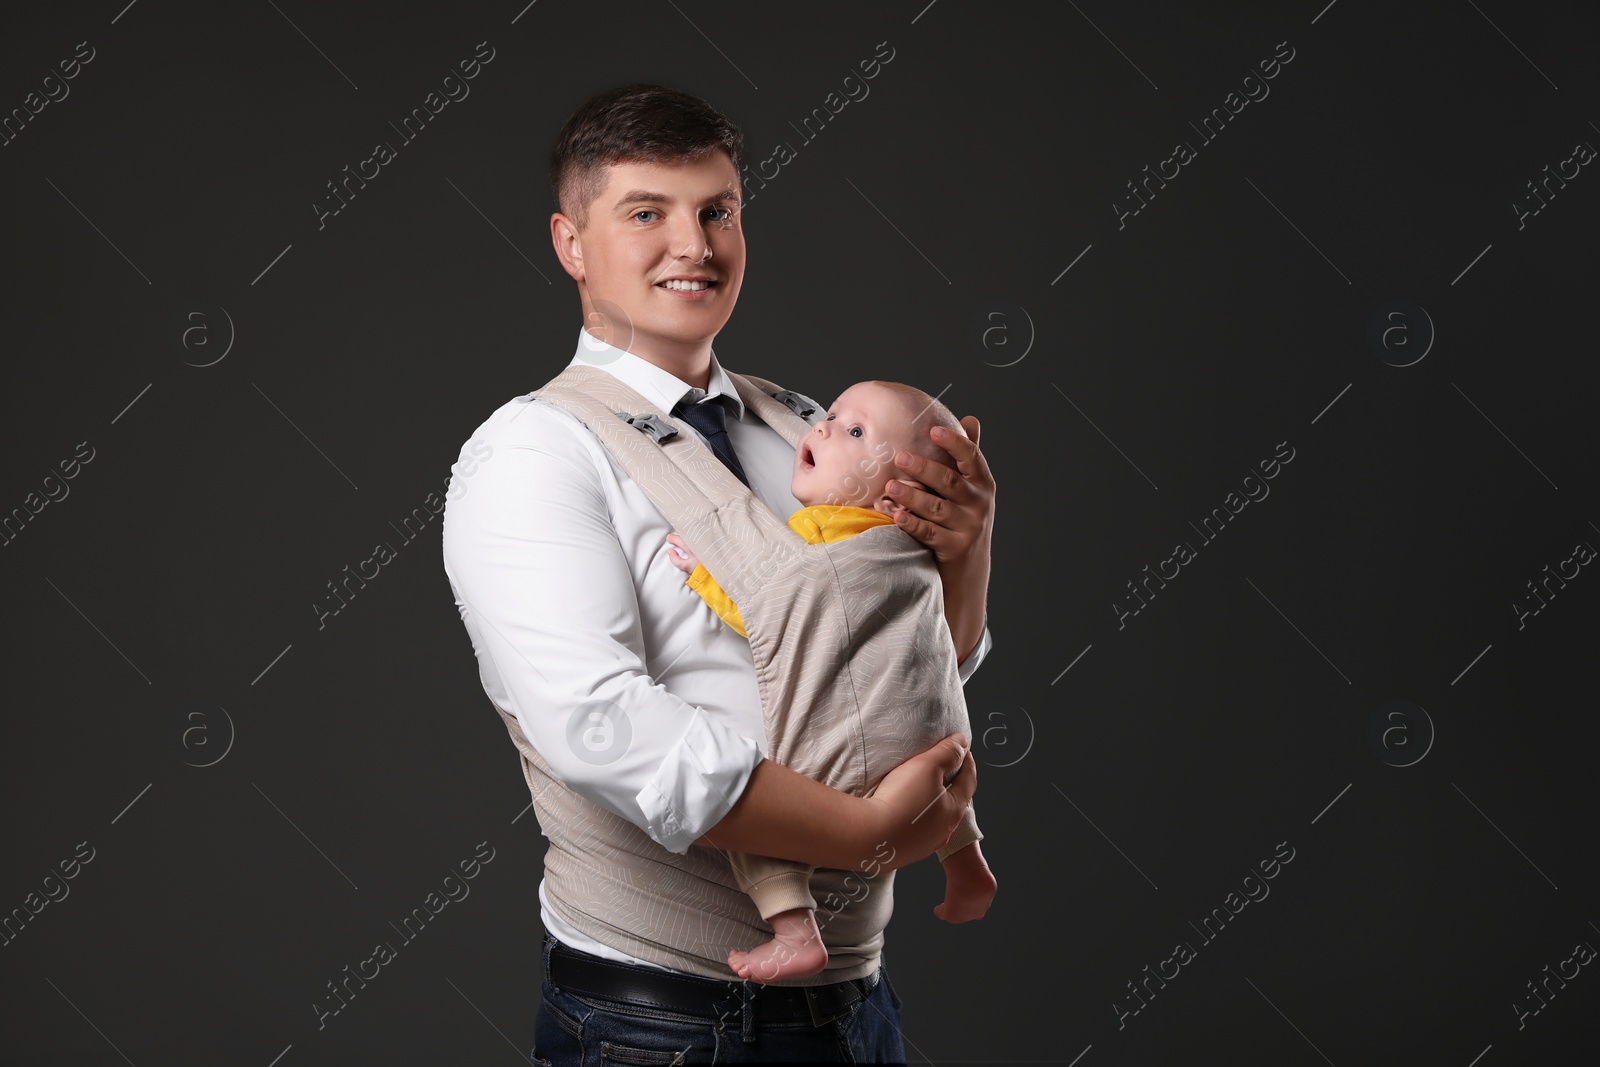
[531,934,907,1064]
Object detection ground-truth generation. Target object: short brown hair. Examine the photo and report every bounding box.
[549,84,745,230]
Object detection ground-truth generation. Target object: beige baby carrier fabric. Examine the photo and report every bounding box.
[497,362,978,984]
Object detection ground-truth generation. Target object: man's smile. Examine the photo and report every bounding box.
[655,275,718,300]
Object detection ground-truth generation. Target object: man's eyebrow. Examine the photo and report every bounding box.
[613,188,742,207]
[614,189,669,207]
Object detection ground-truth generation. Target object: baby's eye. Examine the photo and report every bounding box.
[848,426,863,438]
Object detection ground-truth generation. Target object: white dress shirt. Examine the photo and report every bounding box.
[441,331,993,963]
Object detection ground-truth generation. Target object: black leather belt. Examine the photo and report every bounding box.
[547,939,879,1027]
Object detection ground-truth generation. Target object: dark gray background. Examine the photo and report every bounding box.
[3,0,1596,1063]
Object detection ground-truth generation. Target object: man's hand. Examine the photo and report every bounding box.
[665,532,699,575]
[886,417,995,663]
[863,733,977,870]
[885,417,994,568]
[695,734,977,871]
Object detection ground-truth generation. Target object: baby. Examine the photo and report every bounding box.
[665,380,997,982]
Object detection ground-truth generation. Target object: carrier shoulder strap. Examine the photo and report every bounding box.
[529,363,817,605]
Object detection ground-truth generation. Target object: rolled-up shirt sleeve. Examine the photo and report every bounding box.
[442,403,762,852]
[955,617,993,685]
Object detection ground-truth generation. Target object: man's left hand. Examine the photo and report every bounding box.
[886,417,994,567]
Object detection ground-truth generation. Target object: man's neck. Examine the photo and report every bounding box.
[666,358,711,394]
[584,327,712,392]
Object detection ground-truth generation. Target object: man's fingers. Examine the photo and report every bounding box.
[934,732,970,779]
[889,477,952,525]
[891,505,942,555]
[943,417,993,486]
[893,450,965,505]
[928,731,976,804]
[891,419,993,512]
[948,744,977,804]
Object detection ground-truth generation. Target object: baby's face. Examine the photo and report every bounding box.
[791,382,915,513]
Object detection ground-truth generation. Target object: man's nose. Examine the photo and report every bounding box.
[671,214,711,263]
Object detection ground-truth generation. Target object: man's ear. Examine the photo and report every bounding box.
[550,213,584,282]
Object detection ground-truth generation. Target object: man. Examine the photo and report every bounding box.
[441,84,996,1061]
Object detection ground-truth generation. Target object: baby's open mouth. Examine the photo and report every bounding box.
[798,442,814,469]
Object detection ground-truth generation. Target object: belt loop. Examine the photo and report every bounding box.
[541,936,557,993]
[805,985,827,1028]
[741,981,756,1043]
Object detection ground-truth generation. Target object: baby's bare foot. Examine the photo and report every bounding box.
[935,843,997,923]
[727,908,827,982]
[933,882,993,923]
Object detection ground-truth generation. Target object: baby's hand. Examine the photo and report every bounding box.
[665,532,699,575]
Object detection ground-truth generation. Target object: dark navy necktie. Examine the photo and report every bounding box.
[671,395,749,487]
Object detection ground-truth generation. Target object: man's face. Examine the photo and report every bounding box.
[555,153,745,363]
[792,382,915,513]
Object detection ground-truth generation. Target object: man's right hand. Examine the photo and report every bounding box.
[695,733,976,871]
[864,733,976,870]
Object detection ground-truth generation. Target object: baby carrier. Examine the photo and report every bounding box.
[497,361,976,979]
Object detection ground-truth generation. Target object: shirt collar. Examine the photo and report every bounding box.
[567,330,746,421]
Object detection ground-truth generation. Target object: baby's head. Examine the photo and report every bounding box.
[791,380,966,515]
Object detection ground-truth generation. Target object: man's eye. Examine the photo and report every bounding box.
[633,210,658,223]
[849,426,863,438]
[705,207,732,222]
